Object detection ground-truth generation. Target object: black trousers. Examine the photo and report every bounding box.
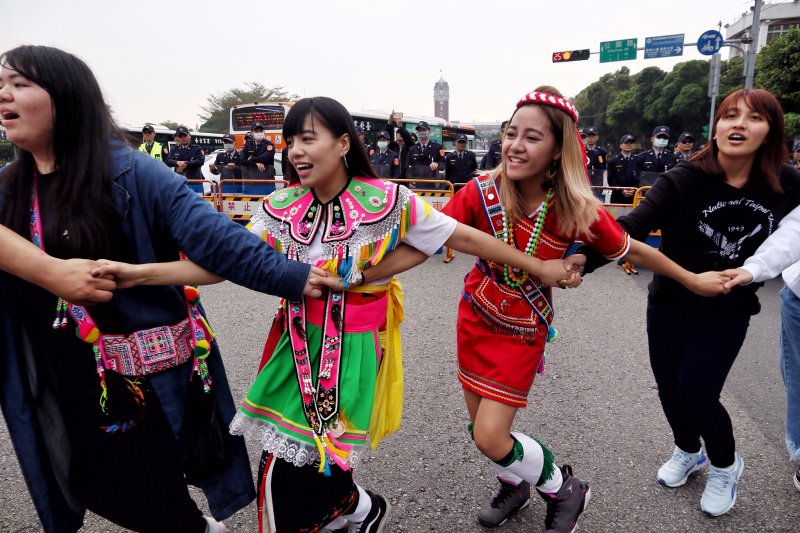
[646,303,750,468]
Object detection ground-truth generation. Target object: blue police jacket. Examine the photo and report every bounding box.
[165,142,206,180]
[0,143,311,532]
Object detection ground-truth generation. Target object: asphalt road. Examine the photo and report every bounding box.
[1,254,797,532]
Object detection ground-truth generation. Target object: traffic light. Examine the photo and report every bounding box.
[552,49,591,63]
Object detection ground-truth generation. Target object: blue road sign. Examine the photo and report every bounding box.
[697,30,724,56]
[644,34,684,59]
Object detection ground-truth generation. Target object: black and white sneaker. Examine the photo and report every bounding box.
[348,491,390,533]
[537,465,591,533]
[477,479,531,527]
[794,464,800,492]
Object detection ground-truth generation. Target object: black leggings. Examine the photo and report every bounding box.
[646,303,749,468]
[67,382,207,533]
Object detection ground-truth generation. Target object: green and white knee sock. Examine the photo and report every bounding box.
[495,432,562,494]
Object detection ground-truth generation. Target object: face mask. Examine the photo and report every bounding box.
[654,138,668,148]
[417,131,429,141]
[377,141,389,149]
[224,143,234,152]
[253,132,265,142]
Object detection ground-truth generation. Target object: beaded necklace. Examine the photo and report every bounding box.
[501,188,553,287]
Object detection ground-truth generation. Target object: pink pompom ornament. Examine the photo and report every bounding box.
[76,322,100,344]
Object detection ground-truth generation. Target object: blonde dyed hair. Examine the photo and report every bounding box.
[495,86,599,238]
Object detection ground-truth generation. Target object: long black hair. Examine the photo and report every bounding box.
[0,45,123,259]
[282,97,377,185]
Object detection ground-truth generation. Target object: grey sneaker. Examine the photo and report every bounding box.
[701,452,744,517]
[537,465,591,533]
[477,479,531,528]
[657,446,708,487]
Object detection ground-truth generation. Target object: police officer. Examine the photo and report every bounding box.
[582,126,607,200]
[607,134,638,204]
[386,112,414,178]
[165,125,205,192]
[368,130,401,179]
[240,121,276,195]
[356,126,372,154]
[479,120,507,170]
[407,121,446,185]
[139,124,167,161]
[445,133,478,184]
[675,131,695,162]
[635,125,676,186]
[209,134,243,193]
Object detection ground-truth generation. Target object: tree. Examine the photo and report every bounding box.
[198,82,299,133]
[756,27,800,113]
[160,120,182,131]
[573,67,632,151]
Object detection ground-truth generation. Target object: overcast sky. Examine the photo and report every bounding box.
[1,0,761,128]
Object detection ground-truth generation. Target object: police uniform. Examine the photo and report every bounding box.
[138,127,166,161]
[241,123,276,195]
[636,125,676,186]
[165,126,205,192]
[585,145,607,188]
[606,152,638,204]
[445,136,478,184]
[407,121,445,181]
[479,139,501,170]
[674,132,695,162]
[635,149,676,185]
[368,147,401,179]
[211,135,243,193]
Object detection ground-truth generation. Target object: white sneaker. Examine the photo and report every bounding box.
[657,446,708,487]
[700,452,744,517]
[203,516,228,533]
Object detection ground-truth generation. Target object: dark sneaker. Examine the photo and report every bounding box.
[477,479,531,527]
[795,464,800,492]
[348,491,390,533]
[537,465,591,533]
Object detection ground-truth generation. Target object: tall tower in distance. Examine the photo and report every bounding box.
[434,71,449,121]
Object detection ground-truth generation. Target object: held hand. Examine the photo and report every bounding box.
[49,259,117,304]
[564,254,586,275]
[177,161,187,169]
[91,259,147,289]
[303,267,328,298]
[429,162,439,171]
[690,271,731,297]
[209,163,217,171]
[535,258,572,287]
[722,268,754,290]
[557,270,583,289]
[623,188,635,197]
[256,162,266,172]
[226,163,236,169]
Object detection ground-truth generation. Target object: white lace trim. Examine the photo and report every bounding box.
[230,411,366,468]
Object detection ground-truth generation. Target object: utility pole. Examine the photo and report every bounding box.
[708,53,721,137]
[744,0,763,89]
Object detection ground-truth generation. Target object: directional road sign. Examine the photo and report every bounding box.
[644,33,684,59]
[600,39,638,63]
[697,30,724,56]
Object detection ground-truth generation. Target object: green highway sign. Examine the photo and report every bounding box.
[599,38,638,63]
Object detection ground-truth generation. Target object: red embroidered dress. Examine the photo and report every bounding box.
[443,174,630,407]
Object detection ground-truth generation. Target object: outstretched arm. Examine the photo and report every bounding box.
[93,259,329,298]
[622,239,729,296]
[0,225,116,304]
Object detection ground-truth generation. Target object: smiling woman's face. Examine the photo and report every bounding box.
[0,65,55,155]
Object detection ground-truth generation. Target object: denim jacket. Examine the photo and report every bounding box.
[0,143,311,532]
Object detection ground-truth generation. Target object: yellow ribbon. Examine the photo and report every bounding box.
[350,278,405,449]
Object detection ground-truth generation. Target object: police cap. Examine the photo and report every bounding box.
[222,134,235,142]
[356,126,364,134]
[652,125,671,137]
[142,124,155,133]
[415,121,430,131]
[585,127,598,136]
[678,132,694,143]
[456,134,468,143]
[794,142,800,152]
[250,122,264,131]
[376,130,390,140]
[619,134,635,144]
[175,125,190,136]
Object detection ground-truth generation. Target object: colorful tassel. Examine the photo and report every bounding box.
[76,322,100,344]
[184,286,200,305]
[547,325,557,343]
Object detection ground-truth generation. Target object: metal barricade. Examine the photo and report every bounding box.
[218,179,288,222]
[391,179,456,263]
[186,180,221,212]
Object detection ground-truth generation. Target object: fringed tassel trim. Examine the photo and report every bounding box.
[531,435,556,487]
